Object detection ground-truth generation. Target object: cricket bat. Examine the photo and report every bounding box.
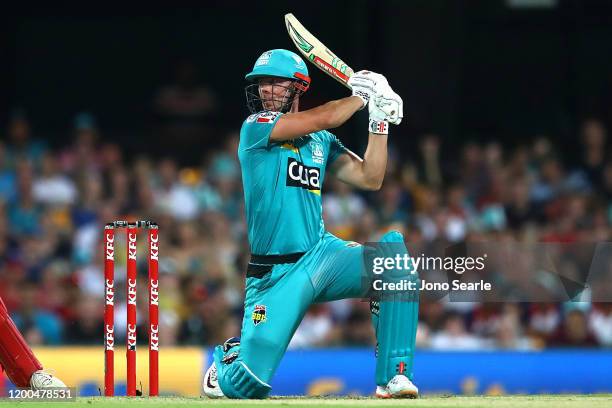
[285,13,354,88]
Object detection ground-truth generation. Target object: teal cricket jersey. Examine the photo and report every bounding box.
[238,111,347,255]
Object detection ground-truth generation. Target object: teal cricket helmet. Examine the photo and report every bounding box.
[244,49,311,114]
[245,49,310,86]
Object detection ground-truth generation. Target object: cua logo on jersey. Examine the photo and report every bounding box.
[310,142,324,164]
[252,305,267,326]
[286,158,320,194]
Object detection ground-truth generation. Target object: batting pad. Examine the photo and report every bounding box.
[371,230,419,386]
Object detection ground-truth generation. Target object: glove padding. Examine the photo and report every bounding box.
[348,70,388,109]
[373,85,403,125]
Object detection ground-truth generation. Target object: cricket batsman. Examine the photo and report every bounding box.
[203,49,419,399]
[0,296,67,389]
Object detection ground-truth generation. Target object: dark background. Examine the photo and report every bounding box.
[1,0,612,162]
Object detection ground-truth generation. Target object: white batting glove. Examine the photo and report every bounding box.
[374,86,403,125]
[368,100,389,135]
[348,70,388,109]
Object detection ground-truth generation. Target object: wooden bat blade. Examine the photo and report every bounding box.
[285,13,354,88]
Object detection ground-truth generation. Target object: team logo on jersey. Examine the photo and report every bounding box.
[246,111,281,123]
[252,305,267,326]
[286,158,321,195]
[310,142,324,164]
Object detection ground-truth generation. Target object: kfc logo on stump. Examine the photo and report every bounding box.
[150,324,159,351]
[106,234,114,260]
[150,279,159,306]
[150,233,159,261]
[128,233,137,260]
[105,280,114,306]
[127,324,137,350]
[128,279,137,305]
[105,325,114,351]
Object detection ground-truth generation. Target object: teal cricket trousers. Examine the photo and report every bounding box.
[213,231,419,398]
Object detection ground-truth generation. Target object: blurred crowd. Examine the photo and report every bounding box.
[1,100,612,350]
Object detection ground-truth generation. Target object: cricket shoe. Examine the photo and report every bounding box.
[375,375,418,399]
[30,370,67,389]
[203,362,224,398]
[203,337,240,398]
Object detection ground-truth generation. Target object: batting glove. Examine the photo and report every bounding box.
[369,99,389,135]
[348,70,388,109]
[374,85,403,125]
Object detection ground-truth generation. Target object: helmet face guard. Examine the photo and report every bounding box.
[245,74,310,114]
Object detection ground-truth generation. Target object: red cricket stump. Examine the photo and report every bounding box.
[126,223,138,396]
[104,220,158,397]
[148,224,159,396]
[104,225,115,396]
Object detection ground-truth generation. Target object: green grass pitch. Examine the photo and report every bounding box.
[1,395,611,408]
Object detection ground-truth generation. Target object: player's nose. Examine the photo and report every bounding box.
[259,84,273,95]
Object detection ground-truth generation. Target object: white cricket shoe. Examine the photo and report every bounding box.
[203,362,224,398]
[375,375,419,399]
[30,370,67,389]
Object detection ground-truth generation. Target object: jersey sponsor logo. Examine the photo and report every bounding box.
[252,304,267,326]
[310,141,324,164]
[286,157,321,193]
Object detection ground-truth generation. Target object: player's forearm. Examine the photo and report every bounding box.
[358,133,388,190]
[318,96,364,129]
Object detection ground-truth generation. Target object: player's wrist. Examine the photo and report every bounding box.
[368,118,389,135]
[351,92,370,109]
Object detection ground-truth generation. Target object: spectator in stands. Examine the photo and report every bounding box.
[5,111,46,171]
[549,309,598,347]
[577,119,607,189]
[430,312,483,350]
[153,60,218,158]
[10,284,63,345]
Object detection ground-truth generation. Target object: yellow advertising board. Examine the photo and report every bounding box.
[32,347,204,396]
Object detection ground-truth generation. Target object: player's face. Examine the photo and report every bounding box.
[258,78,293,111]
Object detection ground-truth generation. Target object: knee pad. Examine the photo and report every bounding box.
[376,229,418,286]
[380,230,404,244]
[214,345,271,399]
